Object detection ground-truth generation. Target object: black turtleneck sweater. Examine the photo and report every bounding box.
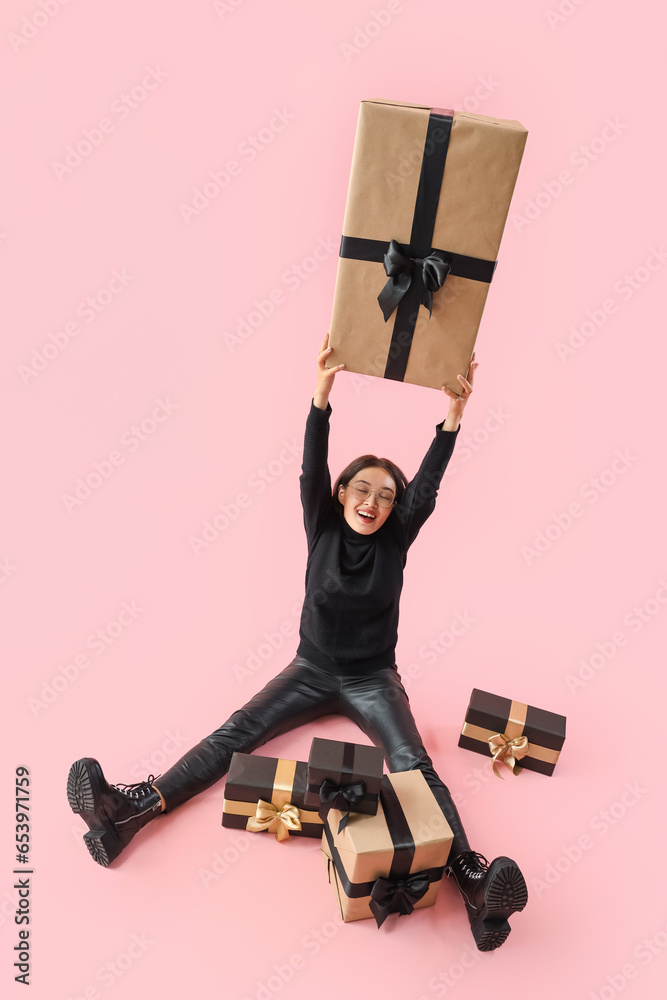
[296,399,460,674]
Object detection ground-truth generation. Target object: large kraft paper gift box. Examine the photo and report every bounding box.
[321,771,453,927]
[222,752,323,841]
[327,99,528,392]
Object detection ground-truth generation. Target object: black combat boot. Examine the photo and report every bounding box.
[445,850,528,951]
[67,758,162,867]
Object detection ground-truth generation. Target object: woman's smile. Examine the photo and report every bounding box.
[356,507,376,524]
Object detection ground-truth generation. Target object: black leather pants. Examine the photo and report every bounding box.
[153,655,471,857]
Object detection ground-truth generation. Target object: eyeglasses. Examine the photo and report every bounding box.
[347,482,396,508]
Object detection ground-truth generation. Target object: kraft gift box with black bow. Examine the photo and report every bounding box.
[321,771,453,926]
[222,752,323,841]
[327,99,528,393]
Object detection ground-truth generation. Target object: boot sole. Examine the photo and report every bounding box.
[67,758,123,866]
[472,919,512,952]
[468,858,528,952]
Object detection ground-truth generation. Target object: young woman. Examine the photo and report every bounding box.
[67,331,527,952]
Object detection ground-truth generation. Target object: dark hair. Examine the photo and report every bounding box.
[332,455,408,517]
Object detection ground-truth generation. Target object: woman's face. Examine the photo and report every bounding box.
[337,465,397,534]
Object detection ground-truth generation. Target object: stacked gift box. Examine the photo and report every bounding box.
[222,753,323,841]
[303,737,384,831]
[321,771,453,926]
[222,738,454,927]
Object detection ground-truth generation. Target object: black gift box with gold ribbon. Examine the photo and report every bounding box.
[222,752,323,841]
[458,688,566,777]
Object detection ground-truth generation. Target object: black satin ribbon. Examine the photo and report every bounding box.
[377,239,451,322]
[323,823,444,901]
[339,237,496,287]
[338,108,496,383]
[372,777,435,927]
[317,778,367,832]
[369,872,432,927]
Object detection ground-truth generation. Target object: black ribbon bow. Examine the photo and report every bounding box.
[369,872,433,928]
[318,778,366,833]
[377,238,452,322]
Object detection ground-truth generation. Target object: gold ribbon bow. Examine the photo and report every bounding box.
[246,799,302,842]
[487,733,529,778]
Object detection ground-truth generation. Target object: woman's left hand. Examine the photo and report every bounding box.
[440,353,479,430]
[442,352,478,408]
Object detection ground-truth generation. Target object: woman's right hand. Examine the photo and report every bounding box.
[313,331,345,409]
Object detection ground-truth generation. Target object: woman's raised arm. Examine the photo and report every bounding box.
[299,332,345,543]
[313,330,345,410]
[393,353,480,548]
[440,352,479,431]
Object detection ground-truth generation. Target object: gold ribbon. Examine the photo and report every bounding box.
[461,698,561,778]
[246,799,302,841]
[487,733,529,778]
[222,758,322,843]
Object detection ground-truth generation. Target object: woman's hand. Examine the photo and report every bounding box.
[313,331,345,410]
[440,352,479,431]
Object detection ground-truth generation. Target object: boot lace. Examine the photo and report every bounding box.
[110,775,161,799]
[446,850,489,879]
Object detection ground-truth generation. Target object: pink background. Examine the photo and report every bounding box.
[2,1,664,998]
